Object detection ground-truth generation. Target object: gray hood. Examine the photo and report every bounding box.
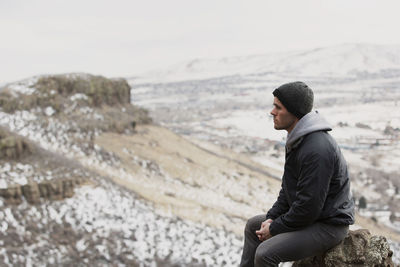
[286,111,332,153]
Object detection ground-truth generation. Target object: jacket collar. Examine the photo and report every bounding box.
[286,110,332,153]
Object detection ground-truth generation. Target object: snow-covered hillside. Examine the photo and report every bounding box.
[0,74,279,266]
[0,177,243,266]
[0,75,245,266]
[131,44,400,83]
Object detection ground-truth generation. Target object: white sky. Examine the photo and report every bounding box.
[1,0,400,84]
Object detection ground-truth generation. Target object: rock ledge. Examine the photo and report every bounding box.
[293,229,395,267]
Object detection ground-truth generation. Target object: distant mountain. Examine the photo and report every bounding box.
[132,43,400,83]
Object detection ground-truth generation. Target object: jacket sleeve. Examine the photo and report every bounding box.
[269,148,334,236]
[266,187,290,220]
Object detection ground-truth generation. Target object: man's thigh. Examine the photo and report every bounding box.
[256,223,348,263]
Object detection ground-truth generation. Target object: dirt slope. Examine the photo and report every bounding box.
[96,124,281,235]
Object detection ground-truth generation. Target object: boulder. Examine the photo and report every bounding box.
[293,229,395,267]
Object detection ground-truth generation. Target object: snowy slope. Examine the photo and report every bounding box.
[131,44,400,83]
[0,74,279,266]
[0,178,243,266]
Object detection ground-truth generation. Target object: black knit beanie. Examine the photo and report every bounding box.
[272,81,314,119]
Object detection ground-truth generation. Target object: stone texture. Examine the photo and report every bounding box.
[34,74,131,107]
[0,127,32,160]
[0,178,85,204]
[293,229,395,267]
[21,183,41,204]
[46,179,64,201]
[0,186,22,204]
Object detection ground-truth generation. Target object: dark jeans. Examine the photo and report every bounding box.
[240,214,349,267]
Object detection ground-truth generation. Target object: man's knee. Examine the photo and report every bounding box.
[244,217,256,234]
[244,215,264,234]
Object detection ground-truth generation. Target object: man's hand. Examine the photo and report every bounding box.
[255,219,273,241]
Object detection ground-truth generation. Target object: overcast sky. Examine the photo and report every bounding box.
[1,0,400,84]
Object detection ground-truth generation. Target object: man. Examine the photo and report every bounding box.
[240,81,355,267]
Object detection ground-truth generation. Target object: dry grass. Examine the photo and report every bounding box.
[354,213,400,242]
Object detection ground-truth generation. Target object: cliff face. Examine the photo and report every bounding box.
[0,127,87,204]
[0,74,152,134]
[1,74,131,112]
[34,74,131,107]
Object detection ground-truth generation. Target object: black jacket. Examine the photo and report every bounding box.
[267,111,355,236]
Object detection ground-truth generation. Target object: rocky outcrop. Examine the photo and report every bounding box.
[34,74,131,107]
[1,74,152,133]
[0,127,32,160]
[0,178,87,204]
[293,229,395,267]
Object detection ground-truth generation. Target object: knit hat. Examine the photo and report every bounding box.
[272,81,314,119]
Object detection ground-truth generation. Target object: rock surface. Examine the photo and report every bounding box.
[0,127,32,160]
[34,74,131,107]
[0,178,86,204]
[293,229,395,267]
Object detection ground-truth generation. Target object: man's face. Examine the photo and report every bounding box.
[270,97,298,133]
